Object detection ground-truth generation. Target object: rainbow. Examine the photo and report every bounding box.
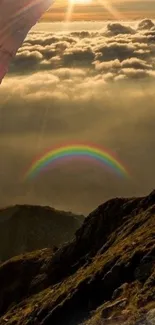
[24,144,130,180]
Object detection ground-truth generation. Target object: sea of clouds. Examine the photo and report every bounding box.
[0,19,155,214]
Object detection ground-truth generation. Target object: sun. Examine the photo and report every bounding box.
[65,0,123,24]
[69,0,92,4]
[65,0,93,23]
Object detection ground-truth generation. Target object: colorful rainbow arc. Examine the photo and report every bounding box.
[24,144,130,180]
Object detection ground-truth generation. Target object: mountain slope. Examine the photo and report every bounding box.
[0,204,84,262]
[0,191,155,325]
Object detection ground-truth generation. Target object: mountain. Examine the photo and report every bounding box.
[0,204,84,262]
[0,191,155,325]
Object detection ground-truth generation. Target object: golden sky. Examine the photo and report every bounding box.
[42,0,155,21]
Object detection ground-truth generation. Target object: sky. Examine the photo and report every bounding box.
[0,2,155,215]
[43,0,155,21]
[0,19,155,215]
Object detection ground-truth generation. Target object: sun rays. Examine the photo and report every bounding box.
[96,0,123,20]
[65,0,74,23]
[65,0,123,24]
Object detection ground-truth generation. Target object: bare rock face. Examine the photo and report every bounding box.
[0,204,84,262]
[0,191,155,325]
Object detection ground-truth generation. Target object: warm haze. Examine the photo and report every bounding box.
[44,0,155,21]
[0,1,155,323]
[0,0,155,214]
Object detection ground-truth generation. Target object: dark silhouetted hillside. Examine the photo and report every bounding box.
[0,191,155,325]
[0,204,84,262]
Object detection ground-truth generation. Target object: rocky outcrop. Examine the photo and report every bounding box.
[0,191,155,325]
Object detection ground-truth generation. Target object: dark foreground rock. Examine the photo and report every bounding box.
[0,190,155,325]
[0,204,84,262]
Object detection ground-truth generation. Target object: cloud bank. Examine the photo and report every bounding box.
[0,19,155,214]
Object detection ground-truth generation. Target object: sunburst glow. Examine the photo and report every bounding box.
[65,0,93,23]
[65,0,123,24]
[69,0,92,3]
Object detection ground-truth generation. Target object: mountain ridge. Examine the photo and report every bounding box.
[0,204,84,262]
[0,191,155,325]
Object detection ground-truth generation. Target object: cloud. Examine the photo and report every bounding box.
[8,19,155,75]
[103,22,135,36]
[137,18,155,31]
[0,20,155,214]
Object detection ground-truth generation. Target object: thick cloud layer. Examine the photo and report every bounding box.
[0,19,155,214]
